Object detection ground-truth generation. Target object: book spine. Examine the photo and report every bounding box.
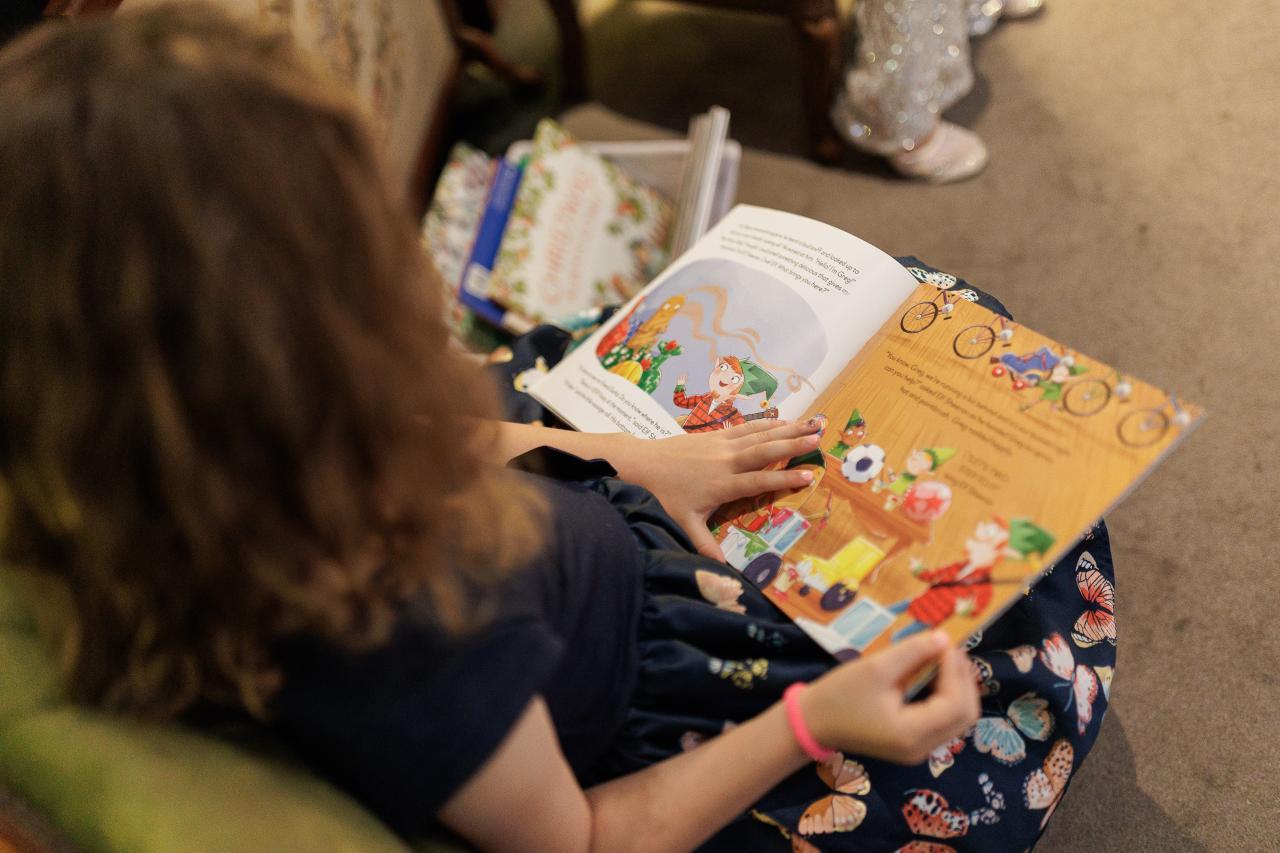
[669,106,730,258]
[684,106,730,252]
[459,157,525,329]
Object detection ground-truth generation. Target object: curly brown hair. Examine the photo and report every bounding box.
[0,5,544,719]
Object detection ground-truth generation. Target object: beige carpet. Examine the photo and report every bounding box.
[489,0,1280,847]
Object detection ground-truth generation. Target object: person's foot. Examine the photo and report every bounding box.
[1002,0,1046,19]
[888,122,988,183]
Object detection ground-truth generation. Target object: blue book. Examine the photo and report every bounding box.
[458,156,526,330]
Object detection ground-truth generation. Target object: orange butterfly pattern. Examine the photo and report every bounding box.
[1004,645,1036,673]
[799,754,872,836]
[1022,738,1074,829]
[893,773,1005,852]
[695,569,748,614]
[1071,551,1116,648]
[927,736,967,778]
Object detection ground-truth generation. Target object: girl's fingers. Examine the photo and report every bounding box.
[722,468,813,502]
[723,418,788,441]
[733,432,822,472]
[870,630,950,683]
[685,516,726,562]
[901,649,980,745]
[731,417,821,448]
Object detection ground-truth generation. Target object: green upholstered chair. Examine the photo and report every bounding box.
[0,570,460,853]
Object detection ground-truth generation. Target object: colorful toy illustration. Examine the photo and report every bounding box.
[720,505,813,569]
[595,302,643,360]
[736,532,892,615]
[599,294,687,392]
[899,480,954,524]
[727,452,952,618]
[988,346,1113,417]
[884,518,1055,642]
[625,294,685,353]
[841,444,886,484]
[719,410,964,631]
[673,356,779,432]
[790,536,892,608]
[720,473,835,604]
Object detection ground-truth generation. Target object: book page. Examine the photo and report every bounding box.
[531,205,919,438]
[712,282,1203,661]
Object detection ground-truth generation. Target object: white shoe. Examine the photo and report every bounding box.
[1002,0,1045,19]
[888,122,989,183]
[967,0,1004,37]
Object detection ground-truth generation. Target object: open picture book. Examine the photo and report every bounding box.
[530,205,1203,663]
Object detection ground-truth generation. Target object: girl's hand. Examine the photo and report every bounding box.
[801,631,980,764]
[614,418,824,560]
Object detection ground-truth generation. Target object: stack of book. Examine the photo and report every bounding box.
[422,111,740,340]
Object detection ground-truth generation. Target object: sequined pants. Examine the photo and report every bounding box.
[832,0,975,155]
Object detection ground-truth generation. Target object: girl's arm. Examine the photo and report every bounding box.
[494,419,824,559]
[439,632,979,852]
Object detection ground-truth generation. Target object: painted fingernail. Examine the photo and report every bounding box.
[806,417,824,434]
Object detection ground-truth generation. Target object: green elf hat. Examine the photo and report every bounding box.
[1006,518,1056,559]
[845,409,866,429]
[739,359,778,406]
[923,447,956,470]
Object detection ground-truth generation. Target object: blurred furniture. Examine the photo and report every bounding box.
[0,785,70,853]
[440,0,545,93]
[1,1,48,45]
[543,0,843,162]
[0,571,453,853]
[42,0,120,15]
[541,0,588,103]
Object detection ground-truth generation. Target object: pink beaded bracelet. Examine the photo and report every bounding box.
[782,682,835,762]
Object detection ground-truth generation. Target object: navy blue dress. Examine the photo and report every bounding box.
[272,262,1117,851]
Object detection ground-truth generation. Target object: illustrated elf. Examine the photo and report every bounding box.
[674,356,777,433]
[887,517,1055,642]
[876,447,956,498]
[827,409,867,460]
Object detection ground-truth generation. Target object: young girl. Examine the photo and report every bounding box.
[0,8,1113,850]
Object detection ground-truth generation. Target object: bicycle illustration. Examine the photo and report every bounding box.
[990,347,1112,417]
[898,288,980,334]
[1116,394,1191,447]
[951,317,1017,359]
